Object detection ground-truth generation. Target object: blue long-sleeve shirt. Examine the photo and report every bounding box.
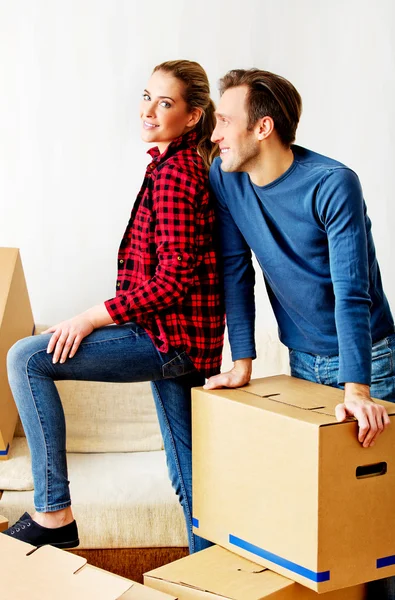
[209,145,394,385]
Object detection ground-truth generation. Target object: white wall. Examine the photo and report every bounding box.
[1,0,394,373]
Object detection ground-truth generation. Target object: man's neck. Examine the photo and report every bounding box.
[248,144,294,187]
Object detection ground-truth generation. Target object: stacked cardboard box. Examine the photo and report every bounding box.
[0,248,34,460]
[0,526,175,599]
[144,544,365,599]
[187,375,395,594]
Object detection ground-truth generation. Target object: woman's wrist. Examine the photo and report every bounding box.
[82,304,114,329]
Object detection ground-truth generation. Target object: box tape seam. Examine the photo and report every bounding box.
[229,534,330,583]
[377,555,395,569]
[0,444,10,456]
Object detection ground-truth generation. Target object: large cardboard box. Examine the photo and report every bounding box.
[0,248,34,459]
[192,375,395,593]
[0,532,176,599]
[144,545,366,599]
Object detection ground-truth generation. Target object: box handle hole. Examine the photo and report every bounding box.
[356,462,387,479]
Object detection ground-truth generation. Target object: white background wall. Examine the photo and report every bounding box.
[1,0,394,374]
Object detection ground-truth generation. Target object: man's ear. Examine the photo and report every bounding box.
[186,107,203,129]
[256,116,275,140]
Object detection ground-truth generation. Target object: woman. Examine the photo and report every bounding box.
[3,60,224,553]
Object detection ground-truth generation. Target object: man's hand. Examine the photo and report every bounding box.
[203,358,252,390]
[335,383,390,448]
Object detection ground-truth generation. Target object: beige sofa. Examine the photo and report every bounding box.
[0,325,289,581]
[0,327,191,581]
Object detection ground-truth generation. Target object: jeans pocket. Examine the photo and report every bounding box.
[162,351,195,379]
[371,338,395,401]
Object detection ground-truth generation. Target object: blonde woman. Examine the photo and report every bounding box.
[4,60,224,553]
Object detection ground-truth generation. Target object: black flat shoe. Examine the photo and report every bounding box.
[1,512,79,548]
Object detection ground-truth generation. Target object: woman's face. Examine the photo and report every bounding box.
[140,70,199,152]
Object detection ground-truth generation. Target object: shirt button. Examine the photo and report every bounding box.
[117,282,121,287]
[119,259,124,264]
[177,255,182,261]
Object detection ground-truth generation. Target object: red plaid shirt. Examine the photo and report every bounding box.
[105,130,225,377]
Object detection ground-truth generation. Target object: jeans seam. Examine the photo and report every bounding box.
[35,501,71,512]
[150,380,194,552]
[74,331,141,348]
[25,348,51,511]
[314,356,321,384]
[386,337,394,375]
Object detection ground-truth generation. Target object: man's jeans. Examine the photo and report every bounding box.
[7,323,211,553]
[290,332,395,600]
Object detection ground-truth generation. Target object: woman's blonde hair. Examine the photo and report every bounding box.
[153,60,219,170]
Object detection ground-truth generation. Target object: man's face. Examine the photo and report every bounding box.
[211,86,260,173]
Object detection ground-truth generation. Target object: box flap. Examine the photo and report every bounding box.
[0,535,132,599]
[145,545,293,600]
[223,375,395,421]
[240,376,336,411]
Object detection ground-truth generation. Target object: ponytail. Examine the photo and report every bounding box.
[153,60,219,170]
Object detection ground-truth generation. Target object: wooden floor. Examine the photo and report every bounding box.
[69,546,189,583]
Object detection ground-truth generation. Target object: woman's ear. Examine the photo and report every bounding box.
[186,107,203,129]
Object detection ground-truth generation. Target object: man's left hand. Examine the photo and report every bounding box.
[336,383,391,448]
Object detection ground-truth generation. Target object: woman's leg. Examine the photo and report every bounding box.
[151,374,212,554]
[5,323,194,540]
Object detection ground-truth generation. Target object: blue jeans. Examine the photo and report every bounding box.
[7,323,211,553]
[289,332,395,600]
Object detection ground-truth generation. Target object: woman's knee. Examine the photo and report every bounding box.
[7,334,49,375]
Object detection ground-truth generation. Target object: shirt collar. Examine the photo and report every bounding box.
[147,129,198,164]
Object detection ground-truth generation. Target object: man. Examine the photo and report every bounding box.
[206,68,394,440]
[205,67,395,598]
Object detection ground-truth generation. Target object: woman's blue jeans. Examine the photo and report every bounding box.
[289,332,395,600]
[7,322,211,553]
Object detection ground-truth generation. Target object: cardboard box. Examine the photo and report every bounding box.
[0,248,34,460]
[0,533,176,599]
[144,545,366,599]
[0,514,8,532]
[192,375,395,593]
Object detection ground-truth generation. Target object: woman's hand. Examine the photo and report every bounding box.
[42,315,95,364]
[42,303,114,364]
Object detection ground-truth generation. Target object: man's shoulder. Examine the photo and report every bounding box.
[293,145,348,171]
[293,146,361,192]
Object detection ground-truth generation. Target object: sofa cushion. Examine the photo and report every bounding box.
[14,326,163,453]
[0,450,188,549]
[0,437,33,491]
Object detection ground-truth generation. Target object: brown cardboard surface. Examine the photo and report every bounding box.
[0,535,174,599]
[192,375,395,592]
[144,545,366,599]
[0,514,9,532]
[0,248,34,459]
[120,581,177,599]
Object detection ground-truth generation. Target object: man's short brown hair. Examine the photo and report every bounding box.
[219,69,302,146]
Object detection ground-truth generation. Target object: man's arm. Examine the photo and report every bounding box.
[319,168,390,446]
[205,163,256,389]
